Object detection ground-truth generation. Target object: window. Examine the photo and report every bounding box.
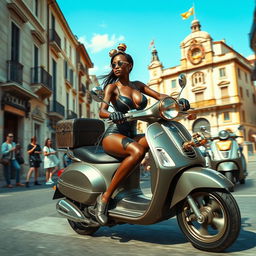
[195,92,204,102]
[66,92,69,112]
[237,68,241,79]
[221,86,228,98]
[246,89,249,97]
[64,37,67,52]
[52,59,57,99]
[171,79,176,88]
[64,61,68,79]
[223,112,230,121]
[219,68,226,78]
[69,69,73,85]
[245,72,248,83]
[11,22,20,61]
[253,94,256,104]
[242,110,246,122]
[192,72,204,86]
[73,99,76,112]
[34,0,39,17]
[240,87,243,99]
[69,45,72,60]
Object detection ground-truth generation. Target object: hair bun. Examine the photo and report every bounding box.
[117,43,127,52]
[109,49,118,57]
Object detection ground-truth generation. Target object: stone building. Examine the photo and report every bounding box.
[0,0,96,180]
[147,20,256,152]
[250,6,256,80]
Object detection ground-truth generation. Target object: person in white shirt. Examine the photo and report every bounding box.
[43,138,59,185]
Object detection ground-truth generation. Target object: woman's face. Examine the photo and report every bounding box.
[111,54,132,77]
[47,139,52,146]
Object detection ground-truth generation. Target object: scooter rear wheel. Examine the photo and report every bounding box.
[68,219,99,235]
[177,190,241,252]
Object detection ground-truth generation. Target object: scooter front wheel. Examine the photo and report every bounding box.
[177,190,241,252]
[68,220,99,235]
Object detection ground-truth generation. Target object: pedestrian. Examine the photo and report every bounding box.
[1,133,25,188]
[15,143,25,165]
[43,138,59,185]
[25,136,42,187]
[63,152,72,167]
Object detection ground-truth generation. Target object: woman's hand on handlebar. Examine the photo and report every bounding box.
[109,112,126,124]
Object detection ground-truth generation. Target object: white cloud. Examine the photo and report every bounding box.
[89,66,99,75]
[78,34,125,53]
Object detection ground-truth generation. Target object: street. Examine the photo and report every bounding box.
[0,160,256,256]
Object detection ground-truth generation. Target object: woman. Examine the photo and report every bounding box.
[96,43,190,225]
[25,136,42,187]
[43,138,59,185]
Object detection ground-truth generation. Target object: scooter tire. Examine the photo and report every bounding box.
[239,178,245,184]
[177,190,241,252]
[224,171,234,185]
[68,219,100,235]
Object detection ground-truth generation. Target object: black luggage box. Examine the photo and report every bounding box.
[56,118,105,148]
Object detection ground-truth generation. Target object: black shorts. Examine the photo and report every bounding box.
[29,160,41,168]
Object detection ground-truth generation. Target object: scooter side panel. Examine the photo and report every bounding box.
[170,167,233,208]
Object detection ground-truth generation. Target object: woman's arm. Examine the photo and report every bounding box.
[27,144,37,154]
[134,81,168,100]
[99,84,117,119]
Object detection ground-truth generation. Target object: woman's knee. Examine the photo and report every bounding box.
[129,144,146,161]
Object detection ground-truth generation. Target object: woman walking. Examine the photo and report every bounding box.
[43,138,58,185]
[25,136,42,187]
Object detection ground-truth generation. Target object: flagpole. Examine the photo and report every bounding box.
[193,1,197,20]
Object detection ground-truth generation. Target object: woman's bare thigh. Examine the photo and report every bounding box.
[102,134,143,158]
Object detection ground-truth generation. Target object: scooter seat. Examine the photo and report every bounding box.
[72,145,123,163]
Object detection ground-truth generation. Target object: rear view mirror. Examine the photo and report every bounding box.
[90,87,104,102]
[178,73,187,89]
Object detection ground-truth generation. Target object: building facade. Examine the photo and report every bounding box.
[0,0,96,179]
[147,20,256,151]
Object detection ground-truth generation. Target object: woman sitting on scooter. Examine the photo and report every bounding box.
[97,43,190,225]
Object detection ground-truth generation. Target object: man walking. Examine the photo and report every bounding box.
[1,133,24,188]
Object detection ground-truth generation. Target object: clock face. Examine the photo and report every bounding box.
[188,44,205,65]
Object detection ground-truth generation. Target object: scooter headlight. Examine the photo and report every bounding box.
[159,97,180,120]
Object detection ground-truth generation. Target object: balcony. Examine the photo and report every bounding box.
[31,66,52,99]
[7,60,23,85]
[49,29,61,54]
[78,62,87,76]
[48,100,65,120]
[67,110,78,119]
[79,83,86,97]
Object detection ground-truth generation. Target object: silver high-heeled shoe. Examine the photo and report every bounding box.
[95,194,108,225]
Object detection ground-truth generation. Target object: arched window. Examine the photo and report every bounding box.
[192,72,205,87]
[192,118,211,133]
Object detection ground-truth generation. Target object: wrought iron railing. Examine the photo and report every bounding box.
[67,109,78,119]
[49,29,61,49]
[48,100,65,117]
[7,60,23,84]
[31,66,52,90]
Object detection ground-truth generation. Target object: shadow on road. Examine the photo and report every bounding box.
[93,218,187,246]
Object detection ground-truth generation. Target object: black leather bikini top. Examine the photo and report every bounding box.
[113,83,148,113]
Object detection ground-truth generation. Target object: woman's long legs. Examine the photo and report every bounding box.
[101,134,148,203]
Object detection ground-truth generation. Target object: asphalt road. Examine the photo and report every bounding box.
[0,160,256,256]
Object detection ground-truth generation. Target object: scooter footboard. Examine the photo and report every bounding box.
[170,167,233,208]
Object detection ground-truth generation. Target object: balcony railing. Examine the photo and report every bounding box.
[48,100,65,117]
[49,29,61,50]
[31,66,52,90]
[67,109,78,119]
[79,83,86,96]
[7,60,23,84]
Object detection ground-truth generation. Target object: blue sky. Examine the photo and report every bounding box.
[57,0,255,84]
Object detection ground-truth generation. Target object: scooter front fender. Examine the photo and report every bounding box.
[217,162,239,172]
[170,167,233,208]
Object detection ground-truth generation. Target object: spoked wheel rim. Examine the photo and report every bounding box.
[181,191,228,243]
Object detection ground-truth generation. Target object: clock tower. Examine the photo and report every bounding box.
[180,19,214,69]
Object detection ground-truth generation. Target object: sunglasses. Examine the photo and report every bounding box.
[8,136,14,138]
[111,60,129,69]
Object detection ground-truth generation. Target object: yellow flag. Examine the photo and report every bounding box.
[181,7,194,20]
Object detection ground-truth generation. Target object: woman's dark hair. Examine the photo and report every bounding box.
[31,136,37,142]
[44,138,51,146]
[99,52,134,89]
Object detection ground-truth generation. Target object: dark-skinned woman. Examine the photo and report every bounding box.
[96,43,190,225]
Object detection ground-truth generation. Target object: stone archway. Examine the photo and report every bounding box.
[192,118,211,133]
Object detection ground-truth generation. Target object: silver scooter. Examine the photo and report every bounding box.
[200,127,247,187]
[53,74,241,252]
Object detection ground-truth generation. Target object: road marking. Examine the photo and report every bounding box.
[0,194,12,198]
[234,194,256,197]
[13,216,88,238]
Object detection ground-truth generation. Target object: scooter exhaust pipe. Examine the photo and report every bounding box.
[56,199,90,224]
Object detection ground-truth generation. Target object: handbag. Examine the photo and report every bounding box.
[16,154,25,164]
[0,158,10,166]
